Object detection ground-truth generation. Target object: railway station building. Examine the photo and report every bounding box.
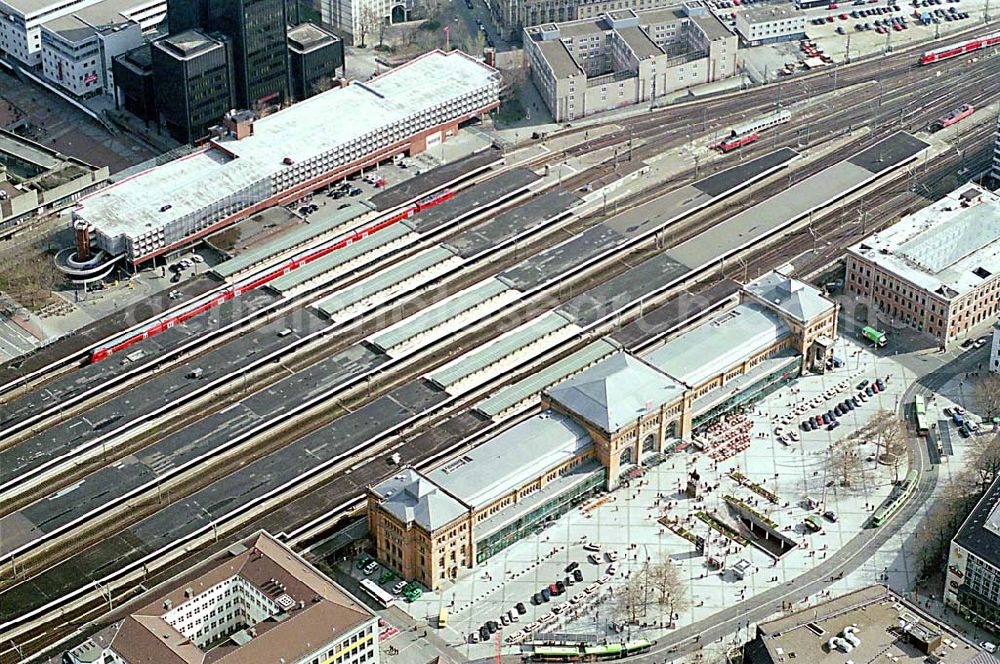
[524,3,737,122]
[367,271,836,589]
[64,531,381,664]
[71,49,500,268]
[845,183,1000,346]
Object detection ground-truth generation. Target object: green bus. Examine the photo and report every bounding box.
[862,326,887,347]
[914,395,929,436]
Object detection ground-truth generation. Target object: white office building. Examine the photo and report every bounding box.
[734,5,805,45]
[64,531,381,664]
[320,0,413,45]
[0,0,163,67]
[39,0,145,97]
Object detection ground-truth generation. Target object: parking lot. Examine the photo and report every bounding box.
[339,335,917,659]
[724,0,994,82]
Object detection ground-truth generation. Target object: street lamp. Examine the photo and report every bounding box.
[201,507,218,542]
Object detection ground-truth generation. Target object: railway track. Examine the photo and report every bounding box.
[3,18,992,408]
[0,122,956,664]
[4,26,1000,662]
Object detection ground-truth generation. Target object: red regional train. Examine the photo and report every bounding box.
[919,31,1000,64]
[715,110,792,153]
[932,104,974,131]
[88,189,453,363]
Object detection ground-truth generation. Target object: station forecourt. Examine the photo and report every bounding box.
[365,269,840,591]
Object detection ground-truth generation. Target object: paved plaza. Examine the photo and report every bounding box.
[348,335,919,660]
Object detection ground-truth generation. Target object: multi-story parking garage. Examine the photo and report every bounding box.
[71,49,501,267]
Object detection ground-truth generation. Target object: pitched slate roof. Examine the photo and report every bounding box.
[545,352,685,433]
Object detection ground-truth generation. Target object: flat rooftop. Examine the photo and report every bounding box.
[287,21,338,52]
[73,49,499,244]
[155,29,224,59]
[748,585,994,664]
[42,0,138,39]
[741,4,802,23]
[536,39,585,79]
[847,184,1000,300]
[691,13,734,40]
[617,24,664,57]
[954,474,1000,572]
[428,411,592,510]
[0,129,63,171]
[644,302,790,387]
[69,532,375,664]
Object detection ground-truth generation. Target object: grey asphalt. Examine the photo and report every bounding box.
[369,149,503,211]
[612,280,741,351]
[0,378,447,622]
[0,288,278,433]
[0,274,219,390]
[443,191,581,260]
[402,168,540,235]
[667,132,929,271]
[0,342,387,557]
[0,295,323,488]
[557,254,691,327]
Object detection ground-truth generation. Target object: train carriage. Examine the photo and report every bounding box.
[919,31,1000,64]
[714,110,791,152]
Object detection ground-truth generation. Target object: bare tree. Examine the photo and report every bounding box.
[648,560,688,622]
[974,373,1000,420]
[356,2,382,47]
[311,75,336,95]
[968,432,1000,492]
[615,566,653,625]
[0,247,58,310]
[913,469,984,575]
[872,411,909,483]
[826,438,868,491]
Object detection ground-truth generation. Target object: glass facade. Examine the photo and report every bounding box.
[173,0,290,108]
[475,470,606,563]
[957,554,1000,629]
[693,357,802,432]
[151,33,235,144]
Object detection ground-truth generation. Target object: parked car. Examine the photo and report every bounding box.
[565,561,580,573]
[363,561,378,575]
[479,625,490,640]
[573,569,584,582]
[824,510,839,522]
[392,580,407,594]
[828,420,841,431]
